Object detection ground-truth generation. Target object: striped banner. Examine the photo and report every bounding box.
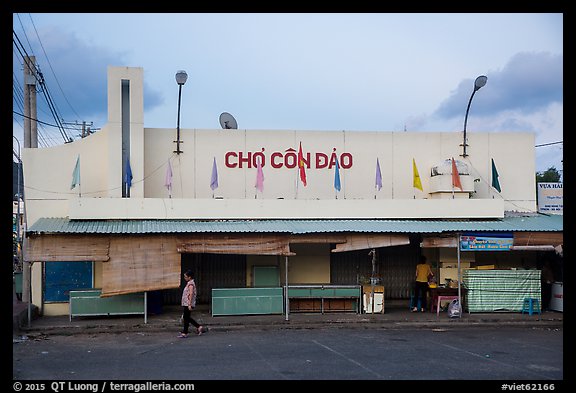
[463,270,541,313]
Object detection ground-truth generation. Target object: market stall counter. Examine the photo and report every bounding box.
[288,284,361,314]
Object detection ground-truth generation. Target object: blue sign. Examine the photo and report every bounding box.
[460,232,513,251]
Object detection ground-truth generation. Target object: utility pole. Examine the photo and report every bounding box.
[22,56,37,311]
[23,56,38,148]
[85,121,94,137]
[63,120,94,139]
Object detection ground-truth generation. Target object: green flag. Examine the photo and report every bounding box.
[71,155,80,190]
[491,158,501,192]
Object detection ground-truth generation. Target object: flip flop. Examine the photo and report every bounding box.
[177,333,188,338]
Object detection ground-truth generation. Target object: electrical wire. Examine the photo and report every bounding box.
[462,158,541,215]
[535,141,562,148]
[13,111,84,131]
[15,14,35,58]
[13,29,70,143]
[28,13,82,120]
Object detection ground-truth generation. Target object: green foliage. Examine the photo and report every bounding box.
[536,167,561,183]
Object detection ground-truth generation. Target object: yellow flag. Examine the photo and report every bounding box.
[413,158,423,191]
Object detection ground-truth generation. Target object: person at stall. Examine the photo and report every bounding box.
[412,255,434,312]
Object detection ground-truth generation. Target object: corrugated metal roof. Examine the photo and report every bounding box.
[27,215,562,235]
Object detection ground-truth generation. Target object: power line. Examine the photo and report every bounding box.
[28,13,82,120]
[12,30,39,80]
[36,74,71,142]
[13,111,86,131]
[12,74,25,111]
[535,141,562,148]
[14,75,73,147]
[13,112,55,148]
[13,30,71,143]
[15,14,35,57]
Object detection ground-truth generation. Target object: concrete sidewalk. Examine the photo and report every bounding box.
[14,294,563,337]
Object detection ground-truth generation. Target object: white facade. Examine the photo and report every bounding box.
[21,66,536,227]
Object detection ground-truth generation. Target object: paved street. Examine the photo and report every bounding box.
[13,325,562,381]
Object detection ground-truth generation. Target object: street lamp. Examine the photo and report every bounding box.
[174,70,188,154]
[461,75,487,157]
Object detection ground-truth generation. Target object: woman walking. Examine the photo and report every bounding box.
[178,270,203,338]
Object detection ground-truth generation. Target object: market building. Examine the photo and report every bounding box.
[21,66,563,318]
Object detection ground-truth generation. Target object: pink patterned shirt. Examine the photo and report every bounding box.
[181,279,197,307]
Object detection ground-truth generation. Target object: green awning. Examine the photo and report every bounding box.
[27,215,562,235]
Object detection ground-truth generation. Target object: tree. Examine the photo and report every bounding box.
[536,167,561,183]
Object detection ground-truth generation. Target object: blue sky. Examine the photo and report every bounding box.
[12,13,563,177]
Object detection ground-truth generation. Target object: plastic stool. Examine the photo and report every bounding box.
[521,298,541,316]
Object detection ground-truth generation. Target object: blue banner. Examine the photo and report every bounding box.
[460,232,513,251]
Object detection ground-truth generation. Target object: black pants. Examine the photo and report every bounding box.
[413,281,429,310]
[182,306,200,334]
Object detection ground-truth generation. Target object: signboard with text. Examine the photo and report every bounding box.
[460,232,513,251]
[537,182,563,215]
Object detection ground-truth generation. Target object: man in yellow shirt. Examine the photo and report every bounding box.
[413,255,434,312]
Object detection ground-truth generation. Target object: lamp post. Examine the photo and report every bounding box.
[461,75,487,157]
[174,70,188,154]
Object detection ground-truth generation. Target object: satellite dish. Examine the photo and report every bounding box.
[219,112,238,129]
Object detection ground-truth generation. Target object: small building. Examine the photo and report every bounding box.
[22,66,562,317]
